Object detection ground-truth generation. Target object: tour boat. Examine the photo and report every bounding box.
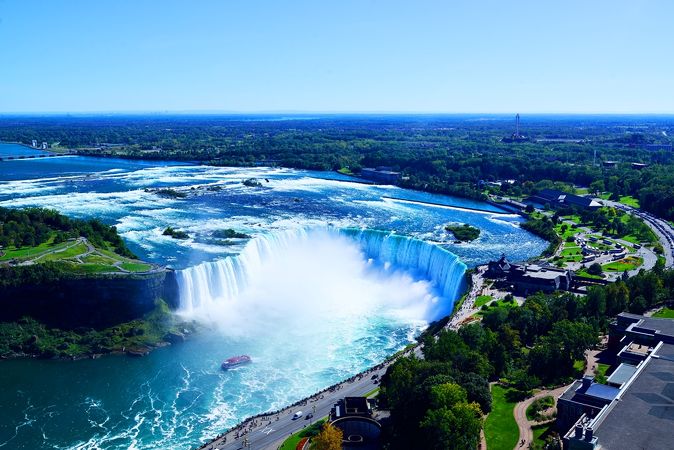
[221,355,252,370]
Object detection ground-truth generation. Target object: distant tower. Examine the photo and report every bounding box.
[515,114,521,138]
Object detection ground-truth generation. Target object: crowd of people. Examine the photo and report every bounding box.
[196,357,400,449]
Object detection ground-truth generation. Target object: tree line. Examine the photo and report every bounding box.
[2,115,673,219]
[0,207,134,258]
[378,267,674,449]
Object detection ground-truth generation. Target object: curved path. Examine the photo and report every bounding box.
[513,385,569,449]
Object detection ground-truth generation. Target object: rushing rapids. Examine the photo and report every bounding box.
[175,227,467,320]
[0,160,547,450]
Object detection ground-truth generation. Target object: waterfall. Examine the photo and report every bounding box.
[175,227,467,317]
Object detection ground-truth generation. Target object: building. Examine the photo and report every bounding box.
[360,167,401,184]
[631,162,647,170]
[558,313,674,449]
[330,397,382,450]
[508,264,573,294]
[529,189,601,210]
[485,255,574,294]
[602,160,617,168]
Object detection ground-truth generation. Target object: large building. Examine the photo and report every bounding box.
[558,313,674,449]
[529,189,601,211]
[360,167,401,184]
[330,397,381,450]
[486,255,574,294]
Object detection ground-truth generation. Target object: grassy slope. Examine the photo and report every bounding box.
[602,256,643,272]
[484,385,519,450]
[1,235,153,274]
[653,308,674,319]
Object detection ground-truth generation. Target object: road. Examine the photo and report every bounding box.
[602,199,674,268]
[197,365,389,450]
[554,219,657,279]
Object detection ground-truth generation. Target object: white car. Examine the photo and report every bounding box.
[293,411,303,419]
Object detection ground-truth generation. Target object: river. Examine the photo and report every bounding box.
[0,146,546,449]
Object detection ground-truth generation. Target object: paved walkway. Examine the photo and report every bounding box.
[513,385,569,449]
[447,265,487,330]
[512,338,606,449]
[196,360,397,450]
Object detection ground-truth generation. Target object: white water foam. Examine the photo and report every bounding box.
[175,227,467,331]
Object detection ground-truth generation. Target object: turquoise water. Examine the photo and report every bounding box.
[0,148,546,449]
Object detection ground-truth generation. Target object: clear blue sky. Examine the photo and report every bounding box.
[0,0,672,113]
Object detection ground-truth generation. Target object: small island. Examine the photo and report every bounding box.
[242,178,263,187]
[211,228,251,239]
[445,223,481,241]
[149,188,187,199]
[163,227,189,239]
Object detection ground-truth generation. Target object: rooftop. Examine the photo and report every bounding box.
[593,343,674,450]
[606,363,637,387]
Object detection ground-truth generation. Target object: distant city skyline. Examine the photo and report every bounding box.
[1,0,673,114]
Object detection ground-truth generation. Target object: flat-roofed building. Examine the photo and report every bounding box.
[360,167,401,184]
[559,314,674,449]
[529,189,601,210]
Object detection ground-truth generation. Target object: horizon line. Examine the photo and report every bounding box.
[1,110,674,116]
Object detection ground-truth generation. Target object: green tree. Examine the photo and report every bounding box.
[587,263,603,276]
[420,402,482,450]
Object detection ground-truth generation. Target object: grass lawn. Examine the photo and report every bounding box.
[120,262,152,272]
[477,299,518,317]
[595,363,611,384]
[364,387,380,398]
[40,242,89,261]
[602,256,643,272]
[81,253,118,264]
[600,192,611,200]
[0,237,68,261]
[562,214,583,224]
[337,167,354,176]
[555,224,579,240]
[279,419,326,450]
[475,295,493,308]
[620,235,642,245]
[573,359,585,373]
[71,263,119,274]
[560,247,583,262]
[619,195,640,208]
[575,268,603,280]
[530,423,555,450]
[653,307,674,319]
[484,385,519,450]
